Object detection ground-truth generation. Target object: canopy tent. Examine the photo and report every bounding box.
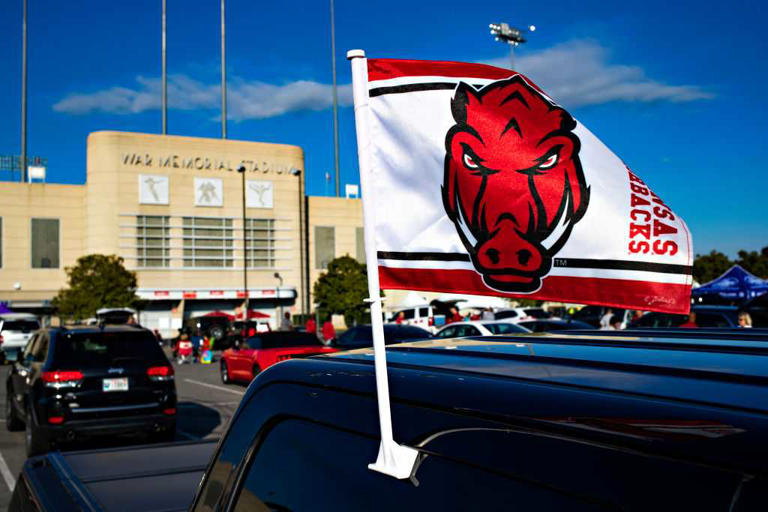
[393,291,430,309]
[0,303,12,314]
[203,310,235,320]
[692,265,768,302]
[234,310,271,320]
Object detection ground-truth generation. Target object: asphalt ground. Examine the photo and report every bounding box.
[0,352,245,511]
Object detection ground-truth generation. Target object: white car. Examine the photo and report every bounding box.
[389,305,444,333]
[434,320,531,338]
[492,307,556,323]
[0,313,40,360]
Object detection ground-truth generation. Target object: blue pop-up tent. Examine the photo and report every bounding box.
[692,265,768,302]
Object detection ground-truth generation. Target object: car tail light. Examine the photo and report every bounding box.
[41,370,83,388]
[0,334,4,344]
[163,407,177,415]
[147,366,174,382]
[47,416,64,425]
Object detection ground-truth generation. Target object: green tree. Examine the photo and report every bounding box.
[313,255,373,327]
[692,250,733,285]
[52,254,140,321]
[736,246,768,279]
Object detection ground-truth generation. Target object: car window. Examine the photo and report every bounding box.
[255,332,323,349]
[52,331,166,367]
[483,323,527,334]
[437,326,457,338]
[493,310,518,320]
[0,319,40,332]
[524,309,551,319]
[519,321,544,332]
[454,325,481,337]
[398,309,415,320]
[392,326,431,339]
[418,307,429,318]
[231,419,607,512]
[695,313,731,328]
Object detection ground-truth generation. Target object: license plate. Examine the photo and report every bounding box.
[102,377,129,392]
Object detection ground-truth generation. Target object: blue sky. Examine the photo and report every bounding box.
[1,0,765,257]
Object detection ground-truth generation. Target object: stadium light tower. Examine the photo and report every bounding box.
[489,22,536,70]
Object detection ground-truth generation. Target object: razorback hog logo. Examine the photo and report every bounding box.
[443,75,590,292]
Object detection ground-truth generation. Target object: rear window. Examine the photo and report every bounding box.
[1,320,40,332]
[494,310,518,320]
[53,331,166,367]
[387,325,431,340]
[524,309,551,319]
[247,332,322,349]
[483,323,527,334]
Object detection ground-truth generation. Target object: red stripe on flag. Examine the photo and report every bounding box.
[368,59,517,82]
[379,266,691,315]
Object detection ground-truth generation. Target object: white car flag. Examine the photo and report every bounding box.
[355,57,693,314]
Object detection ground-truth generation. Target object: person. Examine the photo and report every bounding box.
[395,311,405,324]
[599,308,614,330]
[738,311,753,328]
[190,329,204,363]
[305,315,317,336]
[448,307,463,324]
[679,312,698,328]
[153,329,163,345]
[607,315,623,330]
[482,307,495,321]
[280,311,293,331]
[322,318,336,344]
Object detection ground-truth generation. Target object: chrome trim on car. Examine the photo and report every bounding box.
[69,402,158,413]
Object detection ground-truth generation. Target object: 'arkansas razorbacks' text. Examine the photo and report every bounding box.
[627,169,678,256]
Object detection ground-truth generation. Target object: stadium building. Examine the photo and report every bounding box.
[0,131,363,336]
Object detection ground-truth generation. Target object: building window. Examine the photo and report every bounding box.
[315,226,335,270]
[31,218,59,269]
[182,217,234,267]
[355,227,365,263]
[136,216,170,267]
[245,218,276,268]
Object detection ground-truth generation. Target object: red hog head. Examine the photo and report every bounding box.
[443,75,590,292]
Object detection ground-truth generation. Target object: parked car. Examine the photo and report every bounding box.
[333,324,432,350]
[182,314,231,345]
[5,325,176,456]
[517,319,594,332]
[628,305,739,329]
[570,305,637,328]
[218,319,272,350]
[0,313,40,362]
[388,305,444,332]
[434,320,530,337]
[220,331,338,384]
[493,307,555,322]
[11,330,768,511]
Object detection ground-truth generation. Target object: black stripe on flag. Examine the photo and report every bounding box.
[377,251,471,262]
[377,252,692,275]
[553,258,693,275]
[369,82,487,98]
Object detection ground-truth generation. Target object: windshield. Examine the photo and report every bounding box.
[1,320,40,332]
[53,331,166,368]
[482,323,527,334]
[523,309,551,319]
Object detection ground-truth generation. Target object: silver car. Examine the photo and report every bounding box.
[0,313,40,361]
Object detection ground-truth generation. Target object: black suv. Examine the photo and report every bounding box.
[6,325,177,456]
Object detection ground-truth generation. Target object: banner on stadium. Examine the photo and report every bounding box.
[356,56,693,315]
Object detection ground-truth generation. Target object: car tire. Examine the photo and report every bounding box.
[209,325,225,342]
[24,412,49,457]
[5,392,23,432]
[220,361,231,384]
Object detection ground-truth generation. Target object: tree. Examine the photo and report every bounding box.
[692,250,733,285]
[313,256,373,327]
[736,246,768,279]
[52,254,140,321]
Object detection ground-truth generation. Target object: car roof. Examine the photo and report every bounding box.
[50,325,149,335]
[253,331,768,473]
[0,313,39,320]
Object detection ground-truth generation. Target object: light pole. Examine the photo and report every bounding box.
[20,0,27,182]
[220,0,227,139]
[274,272,283,328]
[290,168,305,315]
[237,165,248,330]
[161,0,167,134]
[330,0,340,197]
[489,22,536,70]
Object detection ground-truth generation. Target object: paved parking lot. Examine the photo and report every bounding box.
[0,356,245,511]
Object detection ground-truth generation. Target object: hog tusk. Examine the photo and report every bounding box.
[540,193,570,251]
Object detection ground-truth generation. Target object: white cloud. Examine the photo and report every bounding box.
[53,74,352,120]
[53,40,710,119]
[483,39,712,107]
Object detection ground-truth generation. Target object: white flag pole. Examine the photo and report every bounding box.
[347,49,419,479]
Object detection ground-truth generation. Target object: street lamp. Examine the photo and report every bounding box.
[237,165,248,332]
[489,22,536,70]
[290,168,306,315]
[274,272,283,329]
